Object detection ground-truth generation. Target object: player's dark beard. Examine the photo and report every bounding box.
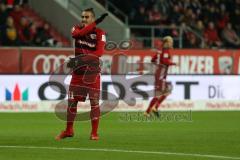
[81,21,87,26]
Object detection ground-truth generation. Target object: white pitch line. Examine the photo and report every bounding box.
[0,145,240,160]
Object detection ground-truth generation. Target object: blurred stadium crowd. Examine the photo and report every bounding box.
[103,0,240,49]
[1,0,240,49]
[0,0,69,47]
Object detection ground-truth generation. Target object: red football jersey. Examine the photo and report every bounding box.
[151,48,175,66]
[71,22,106,75]
[151,48,175,91]
[69,22,105,101]
[71,22,106,57]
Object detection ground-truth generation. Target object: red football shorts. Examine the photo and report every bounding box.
[68,73,100,102]
[155,66,168,92]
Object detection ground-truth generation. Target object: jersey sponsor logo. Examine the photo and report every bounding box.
[77,40,96,48]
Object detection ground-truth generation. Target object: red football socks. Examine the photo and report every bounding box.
[90,105,100,135]
[156,95,167,109]
[146,97,158,113]
[66,107,77,132]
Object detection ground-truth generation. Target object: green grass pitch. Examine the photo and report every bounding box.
[0,111,240,160]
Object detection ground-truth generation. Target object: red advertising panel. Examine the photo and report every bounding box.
[19,48,240,74]
[169,49,234,74]
[0,48,20,73]
[108,49,239,74]
[233,50,240,74]
[21,48,74,74]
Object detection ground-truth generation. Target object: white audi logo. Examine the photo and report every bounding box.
[33,54,72,74]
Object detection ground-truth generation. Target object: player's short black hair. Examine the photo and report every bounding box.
[83,8,95,17]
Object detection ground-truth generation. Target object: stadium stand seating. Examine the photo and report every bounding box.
[98,0,240,49]
[0,0,70,47]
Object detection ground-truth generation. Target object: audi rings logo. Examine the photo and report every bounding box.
[33,54,72,74]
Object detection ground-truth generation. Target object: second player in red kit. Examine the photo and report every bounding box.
[56,8,107,141]
[145,36,176,117]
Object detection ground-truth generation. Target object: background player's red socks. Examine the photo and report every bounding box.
[90,105,100,135]
[66,107,77,132]
[146,97,158,113]
[156,95,167,109]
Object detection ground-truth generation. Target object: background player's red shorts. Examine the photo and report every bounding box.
[68,73,100,102]
[155,66,168,92]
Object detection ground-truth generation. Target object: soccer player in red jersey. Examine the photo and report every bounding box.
[145,36,176,117]
[56,8,107,141]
